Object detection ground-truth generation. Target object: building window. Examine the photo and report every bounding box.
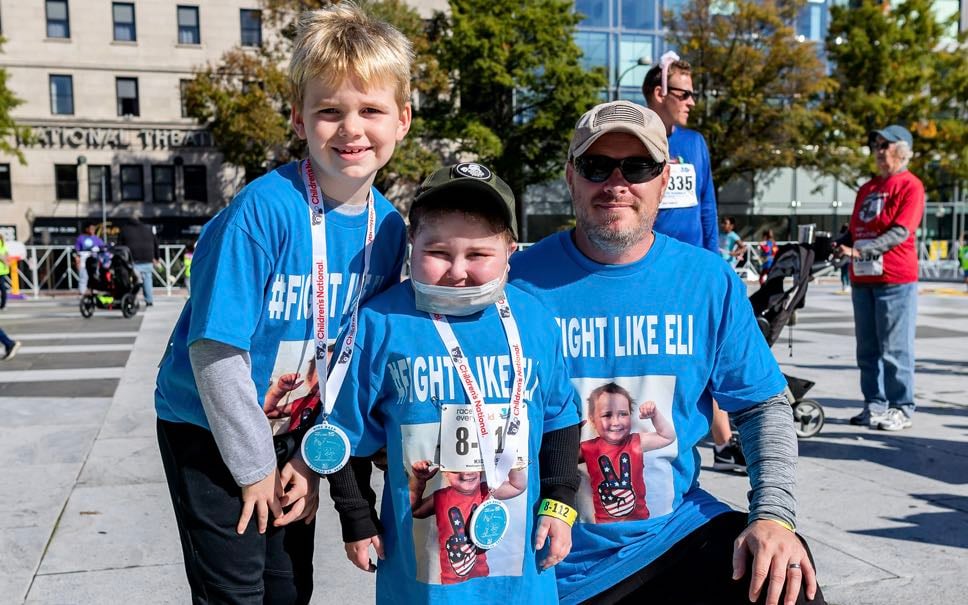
[54,164,79,200]
[621,0,655,30]
[177,6,200,45]
[88,165,112,203]
[120,164,144,200]
[49,75,74,115]
[0,164,11,200]
[46,0,70,39]
[183,165,207,202]
[113,2,136,42]
[152,165,175,203]
[180,79,192,118]
[240,9,262,47]
[116,77,139,117]
[575,0,610,28]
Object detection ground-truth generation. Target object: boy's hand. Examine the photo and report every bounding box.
[411,459,438,482]
[534,515,572,570]
[345,535,384,572]
[639,400,657,419]
[275,456,320,527]
[238,468,284,534]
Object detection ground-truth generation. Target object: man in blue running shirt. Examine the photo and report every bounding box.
[643,52,746,475]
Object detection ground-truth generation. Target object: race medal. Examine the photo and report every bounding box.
[469,497,510,550]
[301,422,351,475]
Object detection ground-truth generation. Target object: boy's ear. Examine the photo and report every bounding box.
[396,102,413,142]
[291,105,307,140]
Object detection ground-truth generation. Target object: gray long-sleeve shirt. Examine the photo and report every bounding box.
[733,393,799,528]
[189,339,276,486]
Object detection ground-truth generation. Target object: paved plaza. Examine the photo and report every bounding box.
[1,282,966,604]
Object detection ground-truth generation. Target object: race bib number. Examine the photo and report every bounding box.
[659,163,698,209]
[439,403,529,472]
[852,239,883,276]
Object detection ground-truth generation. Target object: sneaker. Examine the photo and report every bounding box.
[876,408,912,431]
[3,341,21,360]
[713,437,747,474]
[849,409,889,428]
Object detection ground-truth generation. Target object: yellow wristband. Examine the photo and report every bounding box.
[764,518,796,533]
[538,499,577,526]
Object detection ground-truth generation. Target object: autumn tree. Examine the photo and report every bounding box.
[0,38,29,164]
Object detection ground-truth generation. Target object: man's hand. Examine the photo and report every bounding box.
[534,515,572,570]
[836,244,860,259]
[732,519,817,605]
[345,535,384,572]
[238,468,284,534]
[274,455,320,527]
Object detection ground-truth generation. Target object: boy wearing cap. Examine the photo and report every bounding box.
[317,163,581,603]
[511,101,824,605]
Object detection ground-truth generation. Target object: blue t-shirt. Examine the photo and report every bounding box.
[654,127,718,254]
[720,230,742,267]
[510,231,786,604]
[327,281,580,604]
[155,161,407,433]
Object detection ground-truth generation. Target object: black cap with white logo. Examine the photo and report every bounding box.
[410,163,518,238]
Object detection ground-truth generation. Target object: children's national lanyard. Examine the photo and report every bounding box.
[300,159,376,420]
[430,296,526,494]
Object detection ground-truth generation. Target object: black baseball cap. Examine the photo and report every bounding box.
[410,163,518,239]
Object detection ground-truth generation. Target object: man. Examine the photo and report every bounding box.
[958,234,968,292]
[720,215,747,267]
[0,233,10,310]
[643,53,746,473]
[511,101,823,605]
[837,124,924,432]
[118,213,160,306]
[74,223,106,294]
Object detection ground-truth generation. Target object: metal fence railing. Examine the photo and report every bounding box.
[6,244,188,298]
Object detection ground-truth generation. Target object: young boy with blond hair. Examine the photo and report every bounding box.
[154,3,413,602]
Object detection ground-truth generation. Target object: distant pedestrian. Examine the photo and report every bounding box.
[183,241,194,297]
[0,233,10,310]
[0,327,20,360]
[959,235,968,292]
[117,212,160,306]
[836,124,925,432]
[719,216,745,267]
[74,223,106,294]
[838,223,850,292]
[759,228,777,284]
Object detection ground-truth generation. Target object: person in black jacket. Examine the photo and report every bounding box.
[117,213,160,306]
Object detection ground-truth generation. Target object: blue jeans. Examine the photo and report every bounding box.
[0,327,13,349]
[851,283,917,417]
[134,262,154,304]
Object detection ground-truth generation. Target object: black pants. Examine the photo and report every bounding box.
[582,512,825,605]
[0,276,7,309]
[157,419,315,605]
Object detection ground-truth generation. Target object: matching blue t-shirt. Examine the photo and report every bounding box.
[655,127,719,254]
[510,231,786,604]
[327,281,581,604]
[155,161,407,432]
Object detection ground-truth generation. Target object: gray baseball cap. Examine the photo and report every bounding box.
[569,100,670,163]
[410,162,517,238]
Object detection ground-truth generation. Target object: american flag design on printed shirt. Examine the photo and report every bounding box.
[580,436,650,523]
[446,506,478,577]
[598,453,636,517]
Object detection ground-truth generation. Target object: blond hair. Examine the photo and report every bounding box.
[288,2,414,109]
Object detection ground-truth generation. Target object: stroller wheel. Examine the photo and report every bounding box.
[792,399,825,439]
[120,293,138,318]
[80,294,96,318]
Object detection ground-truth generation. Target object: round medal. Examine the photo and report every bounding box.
[300,422,351,475]
[468,497,510,550]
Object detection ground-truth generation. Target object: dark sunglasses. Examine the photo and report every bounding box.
[667,86,699,101]
[573,154,666,184]
[868,139,892,151]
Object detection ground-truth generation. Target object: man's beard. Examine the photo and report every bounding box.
[575,194,654,255]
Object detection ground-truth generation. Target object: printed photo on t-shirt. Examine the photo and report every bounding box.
[402,421,528,585]
[263,339,332,435]
[574,375,677,524]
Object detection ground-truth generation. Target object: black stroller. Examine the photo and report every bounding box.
[79,245,143,319]
[748,234,834,438]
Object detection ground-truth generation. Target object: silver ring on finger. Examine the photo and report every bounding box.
[788,563,802,570]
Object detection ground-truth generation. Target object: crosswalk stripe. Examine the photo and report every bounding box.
[14,332,139,341]
[19,344,134,354]
[0,368,124,382]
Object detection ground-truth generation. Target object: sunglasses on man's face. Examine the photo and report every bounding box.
[868,138,892,151]
[667,86,699,101]
[573,155,666,184]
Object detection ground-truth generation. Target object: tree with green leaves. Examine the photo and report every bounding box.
[822,0,968,201]
[0,37,29,164]
[665,0,834,190]
[432,0,606,233]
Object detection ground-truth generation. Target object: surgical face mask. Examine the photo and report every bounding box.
[412,272,507,316]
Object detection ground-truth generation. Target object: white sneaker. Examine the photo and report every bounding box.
[3,341,21,360]
[876,408,912,431]
[849,409,888,428]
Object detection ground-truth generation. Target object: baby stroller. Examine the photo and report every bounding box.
[748,233,834,438]
[79,245,143,319]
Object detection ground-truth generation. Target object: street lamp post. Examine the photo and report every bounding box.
[614,57,650,101]
[789,199,802,240]
[831,199,842,233]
